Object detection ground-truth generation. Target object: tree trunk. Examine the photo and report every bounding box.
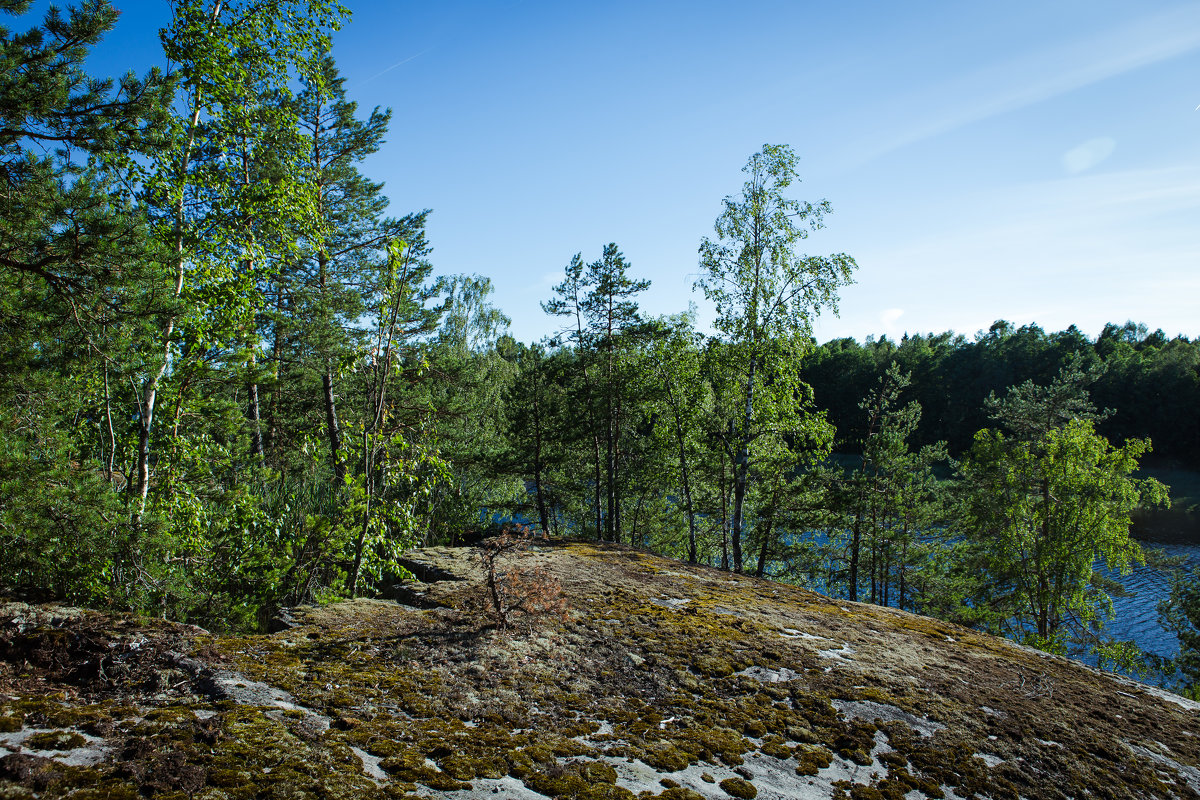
[612,411,622,544]
[348,429,371,599]
[604,337,616,542]
[268,285,285,457]
[237,123,264,461]
[135,0,223,522]
[730,351,758,574]
[606,419,615,543]
[103,364,116,484]
[323,370,345,487]
[349,246,408,598]
[869,498,879,605]
[1039,475,1052,637]
[531,389,551,535]
[317,253,343,488]
[848,514,861,602]
[591,431,603,539]
[578,357,603,540]
[882,542,890,607]
[673,415,698,563]
[134,251,179,519]
[754,515,774,579]
[247,349,264,460]
[731,452,747,574]
[720,456,730,571]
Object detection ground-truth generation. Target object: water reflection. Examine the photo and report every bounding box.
[1105,542,1199,659]
[1103,510,1200,660]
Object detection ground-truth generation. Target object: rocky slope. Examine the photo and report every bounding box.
[1,538,1198,799]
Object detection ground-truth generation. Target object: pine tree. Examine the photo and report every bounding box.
[581,244,649,544]
[0,0,172,601]
[542,253,605,538]
[0,0,171,292]
[841,363,948,605]
[543,244,649,543]
[285,54,395,487]
[960,361,1168,649]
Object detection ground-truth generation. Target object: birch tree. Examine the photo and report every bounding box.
[133,0,346,520]
[696,144,855,572]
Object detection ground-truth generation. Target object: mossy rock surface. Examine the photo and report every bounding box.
[2,540,1199,799]
[20,731,87,752]
[718,776,757,798]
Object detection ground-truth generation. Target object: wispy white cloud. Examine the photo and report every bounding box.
[835,164,1200,339]
[359,48,433,86]
[873,164,1200,257]
[880,307,904,331]
[1047,164,1200,216]
[855,7,1200,163]
[1062,137,1116,173]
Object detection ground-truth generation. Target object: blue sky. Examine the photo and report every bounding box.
[71,1,1200,344]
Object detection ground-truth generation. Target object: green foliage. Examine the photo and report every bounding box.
[695,144,854,572]
[0,0,463,627]
[1159,567,1200,698]
[422,276,521,544]
[1091,638,1158,679]
[802,322,1200,468]
[697,144,855,345]
[0,0,170,606]
[157,470,292,629]
[824,363,950,606]
[0,417,129,604]
[643,314,710,562]
[0,0,172,291]
[500,341,567,536]
[541,243,652,543]
[958,363,1168,648]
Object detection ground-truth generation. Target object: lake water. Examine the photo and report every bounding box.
[785,513,1200,667]
[1094,510,1200,663]
[1101,544,1200,661]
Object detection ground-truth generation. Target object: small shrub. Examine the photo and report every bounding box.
[477,526,568,633]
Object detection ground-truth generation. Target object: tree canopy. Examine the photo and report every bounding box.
[0,2,1191,693]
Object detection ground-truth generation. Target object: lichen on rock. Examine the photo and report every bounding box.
[1,539,1198,798]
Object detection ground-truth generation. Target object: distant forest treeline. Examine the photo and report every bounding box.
[804,320,1200,470]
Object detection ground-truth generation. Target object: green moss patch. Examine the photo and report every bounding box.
[2,541,1198,799]
[20,731,88,751]
[719,776,758,798]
